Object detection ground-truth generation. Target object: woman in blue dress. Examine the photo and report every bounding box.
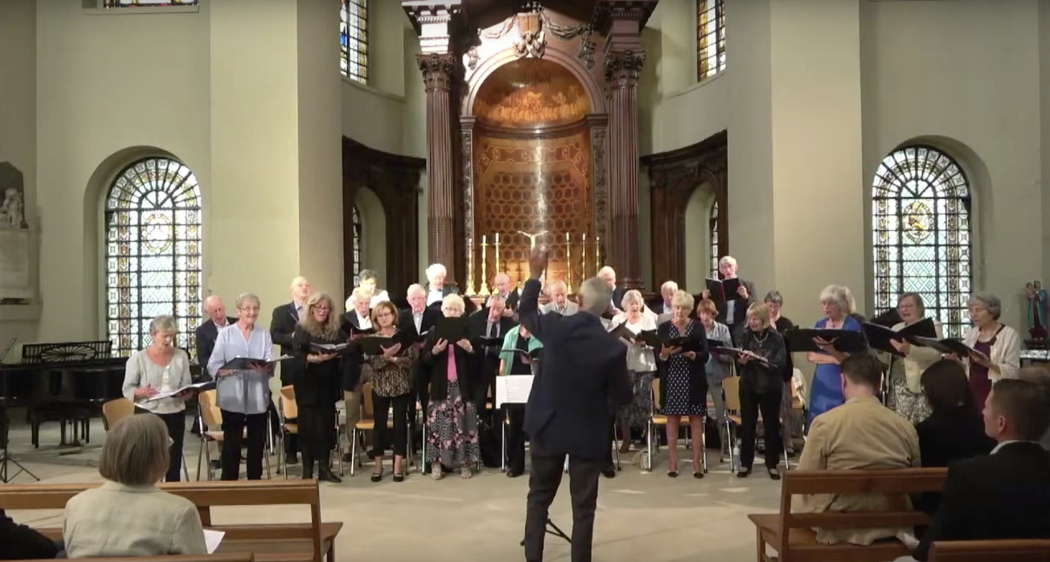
[806,284,861,426]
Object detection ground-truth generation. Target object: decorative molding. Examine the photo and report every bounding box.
[604,49,645,86]
[417,53,457,92]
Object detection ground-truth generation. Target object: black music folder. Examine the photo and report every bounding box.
[661,336,705,353]
[705,277,741,302]
[863,318,937,355]
[709,346,770,366]
[784,329,867,353]
[436,316,469,342]
[911,336,983,358]
[217,355,293,372]
[870,308,904,328]
[310,342,350,354]
[357,334,413,355]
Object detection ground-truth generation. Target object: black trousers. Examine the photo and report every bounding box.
[220,410,267,480]
[135,408,184,482]
[524,443,603,562]
[371,392,411,458]
[412,365,430,453]
[504,404,526,473]
[298,403,336,478]
[739,383,782,470]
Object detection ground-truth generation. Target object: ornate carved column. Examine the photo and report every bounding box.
[601,1,655,289]
[418,52,458,280]
[460,115,476,294]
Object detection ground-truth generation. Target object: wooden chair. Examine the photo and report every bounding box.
[278,385,299,478]
[642,378,707,473]
[349,382,382,476]
[929,539,1050,561]
[722,375,790,473]
[101,397,135,430]
[0,479,341,562]
[195,390,270,480]
[748,467,948,562]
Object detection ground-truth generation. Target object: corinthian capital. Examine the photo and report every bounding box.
[417,53,457,92]
[604,49,645,86]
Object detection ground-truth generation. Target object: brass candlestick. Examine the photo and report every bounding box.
[494,232,501,276]
[465,236,475,296]
[478,235,491,296]
[581,232,588,279]
[564,231,572,289]
[594,234,601,274]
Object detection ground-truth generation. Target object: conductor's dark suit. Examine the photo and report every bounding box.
[519,278,632,562]
[915,441,1050,561]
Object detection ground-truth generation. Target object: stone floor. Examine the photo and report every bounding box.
[0,411,900,562]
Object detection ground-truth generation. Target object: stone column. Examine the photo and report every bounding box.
[604,48,645,289]
[418,52,458,280]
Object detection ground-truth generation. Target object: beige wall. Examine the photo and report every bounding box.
[861,0,1044,332]
[0,0,38,352]
[1043,1,1050,286]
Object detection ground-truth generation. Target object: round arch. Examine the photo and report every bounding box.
[462,48,607,118]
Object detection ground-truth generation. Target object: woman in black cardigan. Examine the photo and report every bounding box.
[291,292,344,483]
[420,294,480,480]
[656,290,709,478]
[734,302,787,480]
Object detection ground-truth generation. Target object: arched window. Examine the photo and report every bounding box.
[872,145,972,338]
[105,157,203,356]
[709,199,720,277]
[351,204,362,287]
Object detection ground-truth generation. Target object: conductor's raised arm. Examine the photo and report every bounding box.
[518,247,549,340]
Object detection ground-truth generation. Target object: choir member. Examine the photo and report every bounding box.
[193,295,235,373]
[596,266,626,314]
[764,290,798,454]
[209,293,274,480]
[498,323,542,477]
[610,290,657,453]
[363,301,416,482]
[291,293,343,483]
[271,276,312,464]
[467,294,515,409]
[703,256,756,335]
[961,292,1021,408]
[421,294,480,479]
[539,279,578,316]
[122,315,193,482]
[340,286,374,438]
[806,284,862,425]
[490,272,520,313]
[656,290,709,478]
[400,283,441,439]
[886,293,942,423]
[697,298,732,454]
[734,303,787,479]
[649,280,678,323]
[425,263,454,307]
[358,269,391,308]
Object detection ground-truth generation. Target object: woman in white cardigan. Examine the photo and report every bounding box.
[887,293,944,424]
[961,292,1021,409]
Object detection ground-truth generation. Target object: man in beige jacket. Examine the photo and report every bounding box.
[798,352,921,545]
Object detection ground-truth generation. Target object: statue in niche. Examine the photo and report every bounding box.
[0,187,24,229]
[1026,281,1049,340]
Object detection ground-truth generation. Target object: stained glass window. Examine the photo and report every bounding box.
[709,199,720,277]
[105,157,203,356]
[697,0,726,81]
[103,0,197,7]
[340,0,369,83]
[351,205,362,287]
[872,145,972,338]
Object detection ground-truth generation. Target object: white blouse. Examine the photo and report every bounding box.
[962,323,1021,382]
[611,313,657,373]
[122,349,192,415]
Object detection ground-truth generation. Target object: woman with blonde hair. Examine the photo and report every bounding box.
[63,415,206,557]
[734,303,787,479]
[362,300,416,482]
[807,284,862,424]
[292,292,344,482]
[655,290,709,478]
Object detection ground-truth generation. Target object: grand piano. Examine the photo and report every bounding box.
[0,340,127,447]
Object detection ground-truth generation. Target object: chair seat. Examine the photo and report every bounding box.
[727,414,743,425]
[651,414,693,425]
[204,431,225,442]
[283,424,298,434]
[354,420,394,430]
[748,513,911,561]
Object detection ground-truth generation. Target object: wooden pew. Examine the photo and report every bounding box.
[747,467,948,562]
[930,539,1050,562]
[0,480,341,562]
[11,556,253,562]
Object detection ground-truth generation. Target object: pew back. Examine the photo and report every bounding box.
[930,539,1050,562]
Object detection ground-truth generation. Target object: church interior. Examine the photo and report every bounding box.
[2,0,1050,561]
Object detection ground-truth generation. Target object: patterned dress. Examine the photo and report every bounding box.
[662,321,706,416]
[426,353,479,469]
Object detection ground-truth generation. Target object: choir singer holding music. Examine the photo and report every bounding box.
[520,247,632,562]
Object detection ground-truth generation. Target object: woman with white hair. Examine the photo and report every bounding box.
[421,293,480,479]
[425,263,450,306]
[806,284,862,424]
[961,292,1020,408]
[63,415,206,557]
[610,290,657,453]
[122,314,193,482]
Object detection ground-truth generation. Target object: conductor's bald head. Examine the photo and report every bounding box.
[578,277,611,317]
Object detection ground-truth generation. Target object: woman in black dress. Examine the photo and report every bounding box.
[735,303,787,480]
[292,292,344,482]
[656,290,709,478]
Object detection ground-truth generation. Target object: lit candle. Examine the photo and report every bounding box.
[582,232,588,278]
[479,234,490,296]
[565,231,572,289]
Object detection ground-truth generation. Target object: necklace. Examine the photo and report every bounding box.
[752,330,769,344]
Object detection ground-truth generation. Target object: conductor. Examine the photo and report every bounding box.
[520,247,632,562]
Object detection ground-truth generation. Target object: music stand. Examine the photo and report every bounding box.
[0,405,40,483]
[520,519,572,546]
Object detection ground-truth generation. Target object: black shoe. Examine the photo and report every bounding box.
[393,472,405,482]
[667,470,678,478]
[370,471,382,482]
[693,471,704,479]
[737,468,751,478]
[285,454,299,466]
[767,467,781,480]
[506,469,523,478]
[601,465,616,478]
[319,470,342,483]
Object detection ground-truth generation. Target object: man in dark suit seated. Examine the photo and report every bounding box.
[194,295,236,376]
[270,275,312,465]
[915,378,1050,560]
[520,248,632,562]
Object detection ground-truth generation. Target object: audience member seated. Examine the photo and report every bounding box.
[1,509,58,560]
[292,292,344,483]
[915,379,1050,560]
[798,353,920,546]
[358,269,391,308]
[539,279,578,316]
[63,415,207,557]
[960,292,1021,408]
[1019,365,1050,450]
[362,301,417,483]
[917,359,995,469]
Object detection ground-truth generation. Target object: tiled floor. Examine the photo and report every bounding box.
[4,412,791,561]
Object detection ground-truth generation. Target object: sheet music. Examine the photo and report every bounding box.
[203,529,225,554]
[496,375,534,407]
